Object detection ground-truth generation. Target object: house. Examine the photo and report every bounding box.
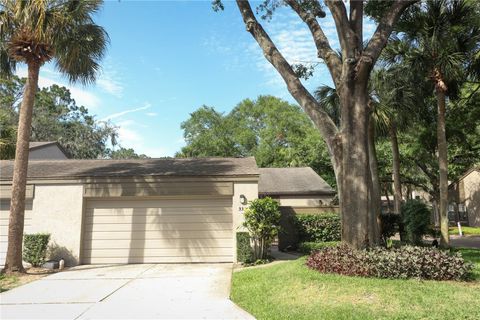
[259,167,337,251]
[28,141,69,160]
[0,157,259,266]
[448,166,480,227]
[259,167,336,211]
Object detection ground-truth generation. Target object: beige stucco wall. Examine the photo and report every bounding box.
[462,171,480,227]
[29,184,84,266]
[275,195,334,207]
[232,181,258,262]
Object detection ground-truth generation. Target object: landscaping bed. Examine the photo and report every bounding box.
[231,248,480,320]
[0,267,55,293]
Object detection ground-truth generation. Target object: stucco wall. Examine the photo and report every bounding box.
[463,171,480,227]
[275,195,334,207]
[29,145,68,160]
[30,184,84,266]
[232,181,258,262]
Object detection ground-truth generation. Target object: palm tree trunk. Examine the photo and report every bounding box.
[436,88,449,247]
[368,118,381,245]
[3,62,40,273]
[389,122,402,214]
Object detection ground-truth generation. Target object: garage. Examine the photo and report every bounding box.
[0,157,259,266]
[82,198,233,264]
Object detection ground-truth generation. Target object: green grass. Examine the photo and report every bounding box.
[449,226,480,236]
[231,248,480,320]
[0,273,19,293]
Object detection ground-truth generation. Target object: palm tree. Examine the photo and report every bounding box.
[383,0,480,246]
[0,0,108,273]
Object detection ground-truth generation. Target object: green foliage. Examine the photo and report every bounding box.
[176,96,336,187]
[307,244,473,281]
[236,232,253,264]
[243,197,281,260]
[0,75,120,159]
[298,241,339,254]
[294,213,341,243]
[110,147,149,159]
[379,213,401,242]
[401,200,431,244]
[23,233,51,267]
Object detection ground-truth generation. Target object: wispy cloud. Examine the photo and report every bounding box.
[101,103,151,121]
[97,59,124,97]
[145,112,158,117]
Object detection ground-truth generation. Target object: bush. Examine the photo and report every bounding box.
[236,232,253,264]
[23,233,51,267]
[379,213,401,241]
[298,241,339,254]
[402,200,431,244]
[294,213,341,242]
[243,197,281,260]
[306,244,473,281]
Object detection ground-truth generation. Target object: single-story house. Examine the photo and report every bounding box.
[259,167,336,211]
[448,166,480,227]
[0,157,259,266]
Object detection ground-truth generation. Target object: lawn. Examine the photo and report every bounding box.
[449,226,480,236]
[231,248,480,320]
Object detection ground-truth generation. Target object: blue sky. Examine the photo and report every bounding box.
[17,1,376,157]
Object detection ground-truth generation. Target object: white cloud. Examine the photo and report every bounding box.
[16,67,101,110]
[97,60,124,98]
[145,112,158,117]
[101,103,151,121]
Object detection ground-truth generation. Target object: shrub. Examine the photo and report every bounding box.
[298,241,339,254]
[23,233,51,267]
[306,244,473,281]
[236,232,253,264]
[294,213,341,242]
[379,213,401,241]
[243,197,281,260]
[402,200,431,244]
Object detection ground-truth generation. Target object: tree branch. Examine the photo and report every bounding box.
[349,0,363,51]
[285,0,341,83]
[325,0,353,61]
[235,0,339,149]
[360,0,418,76]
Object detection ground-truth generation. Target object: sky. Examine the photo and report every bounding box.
[17,0,377,157]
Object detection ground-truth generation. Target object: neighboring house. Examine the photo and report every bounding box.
[448,166,480,227]
[0,157,259,266]
[29,141,69,160]
[259,167,337,251]
[258,167,336,212]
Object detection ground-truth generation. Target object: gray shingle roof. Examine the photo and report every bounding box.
[0,157,259,180]
[258,167,335,196]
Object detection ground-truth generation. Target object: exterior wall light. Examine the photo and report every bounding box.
[240,194,248,205]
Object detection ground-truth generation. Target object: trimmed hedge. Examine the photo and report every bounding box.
[306,244,473,281]
[379,212,401,241]
[23,233,51,267]
[236,232,253,264]
[298,241,339,254]
[294,213,341,243]
[402,199,431,244]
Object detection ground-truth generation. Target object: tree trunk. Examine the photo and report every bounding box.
[337,85,373,249]
[3,62,40,273]
[436,88,449,247]
[368,117,381,245]
[389,122,405,241]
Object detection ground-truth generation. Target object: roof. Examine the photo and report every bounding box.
[449,165,480,188]
[258,167,335,196]
[0,157,259,180]
[29,141,58,149]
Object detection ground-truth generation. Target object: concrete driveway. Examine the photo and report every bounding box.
[0,264,254,319]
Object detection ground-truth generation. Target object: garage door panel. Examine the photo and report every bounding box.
[86,222,232,232]
[84,214,232,225]
[84,230,232,240]
[85,207,231,216]
[83,198,233,264]
[83,247,232,258]
[86,199,232,209]
[83,238,233,250]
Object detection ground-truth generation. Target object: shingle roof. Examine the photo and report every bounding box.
[0,157,259,180]
[258,167,335,196]
[29,141,58,149]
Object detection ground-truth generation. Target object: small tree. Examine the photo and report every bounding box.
[402,199,431,245]
[243,197,281,260]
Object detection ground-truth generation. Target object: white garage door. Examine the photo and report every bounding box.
[0,200,33,267]
[82,198,233,264]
